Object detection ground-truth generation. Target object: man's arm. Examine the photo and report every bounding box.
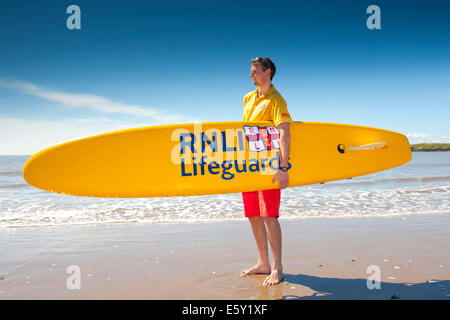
[272,122,291,189]
[278,122,291,167]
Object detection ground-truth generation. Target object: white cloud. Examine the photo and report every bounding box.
[0,117,153,155]
[0,79,187,123]
[0,79,203,154]
[406,132,450,144]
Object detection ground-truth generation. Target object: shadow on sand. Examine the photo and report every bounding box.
[250,274,449,300]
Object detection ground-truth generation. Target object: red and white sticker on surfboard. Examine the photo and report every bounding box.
[243,126,280,152]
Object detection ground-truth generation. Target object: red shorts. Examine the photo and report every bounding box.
[242,189,281,218]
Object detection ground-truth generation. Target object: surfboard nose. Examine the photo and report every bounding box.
[23,151,53,193]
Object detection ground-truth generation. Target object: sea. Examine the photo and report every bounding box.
[0,152,449,228]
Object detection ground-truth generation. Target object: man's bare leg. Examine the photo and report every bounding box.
[240,216,271,276]
[262,217,284,286]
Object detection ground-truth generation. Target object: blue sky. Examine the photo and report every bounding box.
[1,0,449,154]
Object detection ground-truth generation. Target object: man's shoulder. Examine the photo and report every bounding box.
[269,88,287,105]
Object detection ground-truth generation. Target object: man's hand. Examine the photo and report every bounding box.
[273,122,291,189]
[272,170,289,189]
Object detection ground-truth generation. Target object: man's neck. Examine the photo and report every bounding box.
[257,82,272,97]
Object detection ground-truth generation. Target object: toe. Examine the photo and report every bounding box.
[263,276,272,287]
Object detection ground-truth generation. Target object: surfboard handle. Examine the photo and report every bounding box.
[338,142,386,153]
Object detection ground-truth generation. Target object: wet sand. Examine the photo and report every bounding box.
[0,213,449,299]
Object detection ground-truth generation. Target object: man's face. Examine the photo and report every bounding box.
[250,63,271,86]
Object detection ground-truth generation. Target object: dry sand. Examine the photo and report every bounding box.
[0,213,449,299]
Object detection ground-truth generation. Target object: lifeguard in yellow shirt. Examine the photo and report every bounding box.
[240,57,292,287]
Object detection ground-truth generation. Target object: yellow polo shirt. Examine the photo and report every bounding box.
[242,85,293,127]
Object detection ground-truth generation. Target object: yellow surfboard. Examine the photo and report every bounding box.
[23,121,411,197]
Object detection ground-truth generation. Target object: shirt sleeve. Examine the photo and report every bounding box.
[271,97,293,127]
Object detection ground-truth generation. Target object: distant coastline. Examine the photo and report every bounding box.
[410,143,450,152]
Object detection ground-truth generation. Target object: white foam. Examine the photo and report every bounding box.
[1,153,449,228]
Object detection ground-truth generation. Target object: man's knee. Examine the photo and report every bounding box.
[262,216,279,225]
[248,216,264,225]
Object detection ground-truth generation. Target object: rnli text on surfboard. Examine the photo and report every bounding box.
[178,130,289,180]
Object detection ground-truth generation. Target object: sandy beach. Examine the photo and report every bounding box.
[0,213,448,300]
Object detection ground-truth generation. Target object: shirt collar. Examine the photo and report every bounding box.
[256,85,275,98]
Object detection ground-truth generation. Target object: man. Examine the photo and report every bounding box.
[240,57,292,287]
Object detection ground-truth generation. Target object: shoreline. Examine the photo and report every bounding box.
[411,143,450,152]
[1,213,449,299]
[1,209,450,229]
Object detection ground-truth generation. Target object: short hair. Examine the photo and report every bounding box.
[251,57,276,80]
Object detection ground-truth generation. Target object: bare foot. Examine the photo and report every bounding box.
[262,269,284,286]
[240,264,271,277]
